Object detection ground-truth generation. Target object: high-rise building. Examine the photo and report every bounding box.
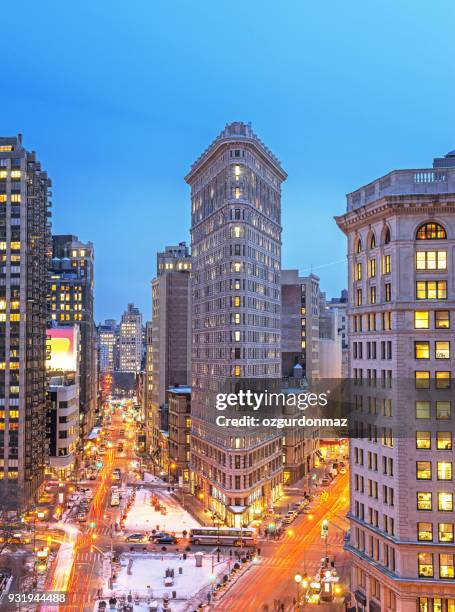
[0,135,51,510]
[50,235,96,438]
[281,270,320,381]
[318,292,342,379]
[168,386,191,483]
[186,122,286,526]
[98,319,116,373]
[336,152,455,611]
[148,243,191,470]
[119,303,142,373]
[326,290,349,378]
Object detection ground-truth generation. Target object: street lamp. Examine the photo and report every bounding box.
[294,573,302,608]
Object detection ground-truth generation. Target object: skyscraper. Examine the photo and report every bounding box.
[336,152,455,611]
[50,236,96,438]
[186,122,286,526]
[0,135,51,510]
[98,319,116,373]
[147,243,191,470]
[119,303,142,373]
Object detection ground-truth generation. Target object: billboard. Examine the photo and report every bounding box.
[46,327,79,372]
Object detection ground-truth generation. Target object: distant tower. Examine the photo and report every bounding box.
[119,304,143,373]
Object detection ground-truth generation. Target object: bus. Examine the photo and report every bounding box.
[189,528,256,547]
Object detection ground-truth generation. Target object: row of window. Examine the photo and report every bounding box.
[416,460,452,480]
[417,491,453,511]
[415,310,450,328]
[415,341,451,359]
[418,521,454,542]
[418,552,454,579]
[416,431,452,450]
[354,222,447,254]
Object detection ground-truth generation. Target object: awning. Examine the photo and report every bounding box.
[354,590,367,606]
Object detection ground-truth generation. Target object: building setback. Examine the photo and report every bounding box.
[0,135,51,510]
[186,122,286,526]
[336,152,455,611]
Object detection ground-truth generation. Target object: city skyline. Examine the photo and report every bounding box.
[3,2,455,319]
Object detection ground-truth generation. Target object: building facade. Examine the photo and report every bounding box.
[119,303,142,373]
[168,386,191,484]
[281,269,320,381]
[98,319,116,373]
[50,235,96,438]
[148,243,191,471]
[186,122,286,526]
[0,135,51,510]
[336,153,455,611]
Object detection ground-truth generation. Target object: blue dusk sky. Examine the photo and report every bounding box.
[2,1,455,321]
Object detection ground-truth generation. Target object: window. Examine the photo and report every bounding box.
[436,371,451,389]
[416,432,431,449]
[417,492,432,511]
[437,401,451,420]
[370,233,376,249]
[414,311,429,329]
[417,522,433,541]
[437,461,452,481]
[416,251,447,270]
[439,523,454,543]
[355,238,362,253]
[435,341,450,359]
[415,371,430,389]
[437,432,452,450]
[418,552,434,577]
[368,258,376,278]
[355,262,362,280]
[435,310,450,329]
[439,554,454,579]
[385,283,391,302]
[438,492,453,511]
[416,222,447,240]
[384,227,391,244]
[416,281,447,300]
[416,401,430,419]
[382,254,391,274]
[369,286,376,304]
[415,342,430,359]
[356,288,362,306]
[416,461,432,479]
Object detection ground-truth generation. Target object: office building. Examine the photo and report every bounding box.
[336,152,455,611]
[98,319,116,373]
[0,135,51,509]
[119,303,142,373]
[148,243,191,471]
[168,386,191,484]
[46,327,80,479]
[281,269,320,381]
[50,235,96,437]
[186,122,286,525]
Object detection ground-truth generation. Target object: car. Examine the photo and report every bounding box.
[125,533,144,543]
[149,531,170,541]
[77,513,87,523]
[155,535,178,544]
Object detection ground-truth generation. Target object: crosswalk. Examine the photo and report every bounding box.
[75,550,104,563]
[256,556,321,574]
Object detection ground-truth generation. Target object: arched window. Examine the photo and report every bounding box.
[384,227,391,244]
[355,237,362,253]
[416,222,447,240]
[369,233,376,249]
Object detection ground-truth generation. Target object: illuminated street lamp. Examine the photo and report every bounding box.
[294,573,302,608]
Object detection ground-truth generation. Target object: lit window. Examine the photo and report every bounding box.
[10,170,21,178]
[235,187,240,199]
[234,165,241,179]
[369,286,376,304]
[416,251,447,270]
[355,262,362,280]
[436,371,451,389]
[385,283,391,302]
[233,226,241,238]
[416,432,431,450]
[437,401,451,420]
[356,289,362,306]
[415,401,430,419]
[435,341,450,359]
[416,281,447,300]
[439,554,454,579]
[233,296,241,307]
[368,258,376,278]
[437,432,452,450]
[415,371,430,389]
[439,523,454,543]
[0,195,6,203]
[414,311,429,329]
[437,461,452,481]
[382,254,391,274]
[438,492,453,512]
[416,461,432,480]
[416,222,447,240]
[0,146,13,152]
[0,171,6,179]
[435,310,450,329]
[415,342,430,359]
[10,194,20,203]
[417,522,433,541]
[418,552,434,577]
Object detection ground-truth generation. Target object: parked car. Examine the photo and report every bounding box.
[149,531,170,541]
[125,533,144,543]
[155,535,178,545]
